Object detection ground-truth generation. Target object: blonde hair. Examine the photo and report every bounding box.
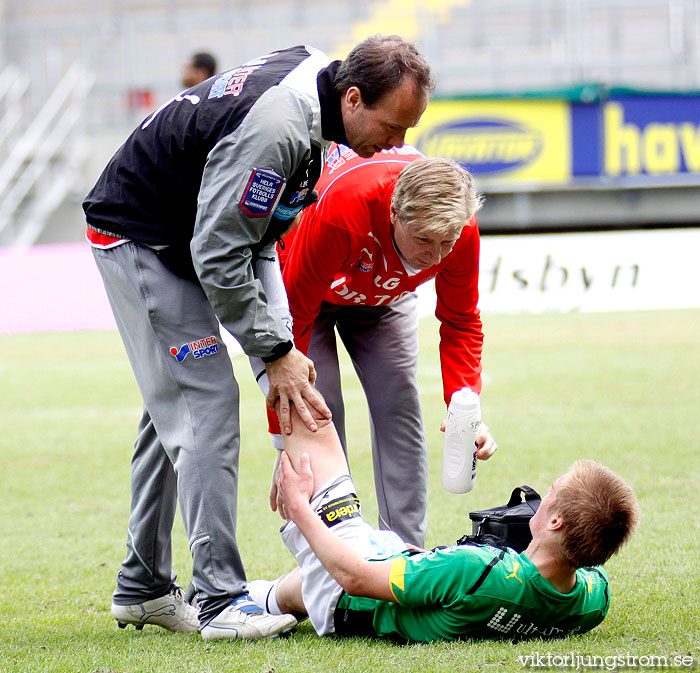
[391,157,483,239]
[555,460,640,568]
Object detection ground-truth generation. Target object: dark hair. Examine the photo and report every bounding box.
[334,34,434,107]
[191,52,217,77]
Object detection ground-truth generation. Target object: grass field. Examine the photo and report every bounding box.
[1,309,699,673]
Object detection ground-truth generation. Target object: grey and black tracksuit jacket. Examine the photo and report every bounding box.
[84,45,347,361]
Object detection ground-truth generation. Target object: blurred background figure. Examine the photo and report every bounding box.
[181,51,218,88]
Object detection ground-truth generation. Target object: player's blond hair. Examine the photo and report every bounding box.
[555,460,640,568]
[391,157,483,239]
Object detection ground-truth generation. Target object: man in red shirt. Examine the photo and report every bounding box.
[270,144,497,547]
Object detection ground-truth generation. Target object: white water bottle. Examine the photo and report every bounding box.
[442,388,481,494]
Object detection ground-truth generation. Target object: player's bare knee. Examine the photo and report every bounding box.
[312,415,333,430]
[289,402,332,434]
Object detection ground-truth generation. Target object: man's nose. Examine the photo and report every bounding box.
[387,130,407,147]
[426,242,441,264]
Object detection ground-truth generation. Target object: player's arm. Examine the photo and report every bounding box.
[278,451,398,603]
[436,218,497,459]
[192,89,306,357]
[248,239,294,397]
[435,215,483,396]
[192,89,329,432]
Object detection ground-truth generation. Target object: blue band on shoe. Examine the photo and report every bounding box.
[231,594,263,614]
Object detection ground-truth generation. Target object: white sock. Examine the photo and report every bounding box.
[247,579,282,615]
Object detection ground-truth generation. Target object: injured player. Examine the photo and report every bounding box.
[248,405,639,642]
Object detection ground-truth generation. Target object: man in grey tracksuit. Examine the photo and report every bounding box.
[84,36,432,640]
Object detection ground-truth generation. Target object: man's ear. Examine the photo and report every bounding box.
[548,513,565,532]
[344,86,362,111]
[389,203,397,224]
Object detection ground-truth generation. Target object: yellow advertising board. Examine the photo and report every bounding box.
[406,99,571,184]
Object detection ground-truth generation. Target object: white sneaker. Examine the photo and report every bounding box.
[111,585,199,633]
[200,594,297,641]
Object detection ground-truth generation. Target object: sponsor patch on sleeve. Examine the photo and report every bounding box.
[317,493,361,528]
[271,202,303,221]
[239,168,285,218]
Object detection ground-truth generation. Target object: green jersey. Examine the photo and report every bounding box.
[335,544,609,642]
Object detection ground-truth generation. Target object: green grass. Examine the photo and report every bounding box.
[1,310,699,672]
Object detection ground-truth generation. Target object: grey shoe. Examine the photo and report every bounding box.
[111,584,199,633]
[200,594,297,641]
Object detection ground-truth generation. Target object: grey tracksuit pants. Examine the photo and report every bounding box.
[93,242,245,625]
[307,295,428,547]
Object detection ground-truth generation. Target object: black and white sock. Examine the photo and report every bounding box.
[247,579,282,615]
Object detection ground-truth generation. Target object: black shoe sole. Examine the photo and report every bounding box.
[117,621,145,631]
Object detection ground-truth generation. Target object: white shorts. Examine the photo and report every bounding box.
[281,474,407,636]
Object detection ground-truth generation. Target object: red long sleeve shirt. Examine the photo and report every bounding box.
[272,145,483,433]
